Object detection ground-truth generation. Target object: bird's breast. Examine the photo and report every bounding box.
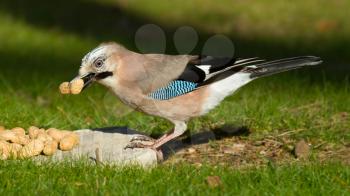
[111,79,210,121]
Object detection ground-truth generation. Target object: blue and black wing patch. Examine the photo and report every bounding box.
[148,80,198,100]
[148,56,265,100]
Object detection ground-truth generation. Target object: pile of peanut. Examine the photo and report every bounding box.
[59,79,84,95]
[0,126,79,160]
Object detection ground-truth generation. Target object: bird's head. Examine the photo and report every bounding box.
[74,42,123,90]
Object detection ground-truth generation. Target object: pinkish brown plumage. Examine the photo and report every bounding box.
[69,42,322,149]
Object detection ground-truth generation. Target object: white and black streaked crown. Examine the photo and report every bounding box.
[82,46,107,66]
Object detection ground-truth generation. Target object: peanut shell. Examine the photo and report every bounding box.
[37,132,53,142]
[0,141,9,159]
[59,82,71,94]
[0,131,17,142]
[28,126,40,139]
[20,139,45,158]
[70,79,84,94]
[59,133,79,151]
[12,135,31,145]
[47,129,70,141]
[11,127,26,136]
[8,143,22,159]
[43,140,58,156]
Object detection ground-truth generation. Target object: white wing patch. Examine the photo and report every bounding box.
[196,65,211,74]
[194,58,265,81]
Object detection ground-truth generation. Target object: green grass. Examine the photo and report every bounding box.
[0,9,348,141]
[0,0,349,194]
[0,160,349,195]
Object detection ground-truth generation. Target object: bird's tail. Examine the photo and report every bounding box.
[244,56,322,78]
[199,56,322,115]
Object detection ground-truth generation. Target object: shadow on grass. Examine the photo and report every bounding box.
[161,125,250,160]
[93,125,250,160]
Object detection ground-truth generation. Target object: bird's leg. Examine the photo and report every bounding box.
[125,121,187,150]
[154,129,175,142]
[152,121,188,149]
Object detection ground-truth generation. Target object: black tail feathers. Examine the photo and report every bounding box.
[246,56,322,78]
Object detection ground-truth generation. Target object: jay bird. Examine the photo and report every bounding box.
[72,42,322,150]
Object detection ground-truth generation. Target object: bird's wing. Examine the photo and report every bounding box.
[128,53,198,94]
[177,56,264,83]
[117,52,263,99]
[147,56,265,100]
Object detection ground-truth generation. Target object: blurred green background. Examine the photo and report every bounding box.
[0,1,349,194]
[0,0,348,140]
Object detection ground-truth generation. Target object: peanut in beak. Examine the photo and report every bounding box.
[59,79,84,95]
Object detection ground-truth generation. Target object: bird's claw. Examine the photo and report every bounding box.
[130,135,155,143]
[124,142,154,150]
[125,135,155,149]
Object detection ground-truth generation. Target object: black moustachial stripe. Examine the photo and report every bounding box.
[96,71,113,80]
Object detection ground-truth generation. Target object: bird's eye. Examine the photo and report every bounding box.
[94,59,104,68]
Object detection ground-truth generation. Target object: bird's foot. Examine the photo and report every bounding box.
[129,135,155,143]
[124,135,156,150]
[124,140,164,161]
[124,141,155,150]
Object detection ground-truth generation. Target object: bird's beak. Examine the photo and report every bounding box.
[79,72,96,90]
[75,71,114,91]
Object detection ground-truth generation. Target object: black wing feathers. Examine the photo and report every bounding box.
[177,55,263,84]
[193,56,236,73]
[174,55,321,90]
[177,65,206,83]
[177,56,238,83]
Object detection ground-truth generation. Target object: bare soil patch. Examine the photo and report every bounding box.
[164,135,350,167]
